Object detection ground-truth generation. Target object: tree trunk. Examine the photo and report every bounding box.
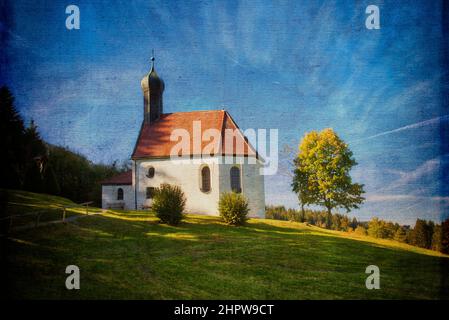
[326,205,332,229]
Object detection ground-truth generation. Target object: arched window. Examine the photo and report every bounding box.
[117,188,124,200]
[230,166,241,193]
[200,166,211,192]
[147,166,155,178]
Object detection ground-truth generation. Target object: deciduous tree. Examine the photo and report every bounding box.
[292,128,365,215]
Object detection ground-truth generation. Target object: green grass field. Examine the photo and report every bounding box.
[0,189,101,228]
[2,190,448,299]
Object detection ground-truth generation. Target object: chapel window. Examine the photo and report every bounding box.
[147,167,155,178]
[230,166,241,193]
[117,188,124,200]
[200,166,211,193]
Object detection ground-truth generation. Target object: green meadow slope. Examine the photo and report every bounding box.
[2,190,448,299]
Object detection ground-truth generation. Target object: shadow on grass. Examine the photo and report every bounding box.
[4,211,449,299]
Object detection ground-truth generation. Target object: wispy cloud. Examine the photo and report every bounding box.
[388,158,439,189]
[366,194,449,203]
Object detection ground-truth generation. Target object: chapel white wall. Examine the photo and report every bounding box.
[134,157,221,215]
[218,156,265,218]
[101,185,133,210]
[132,156,265,218]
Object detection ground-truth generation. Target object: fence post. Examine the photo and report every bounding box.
[62,207,66,222]
[86,203,89,215]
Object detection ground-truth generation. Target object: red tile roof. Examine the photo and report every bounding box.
[100,170,132,185]
[132,110,258,159]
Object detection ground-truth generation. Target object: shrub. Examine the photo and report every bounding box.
[152,183,186,225]
[354,225,367,236]
[219,192,249,226]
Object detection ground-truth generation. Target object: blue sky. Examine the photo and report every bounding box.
[1,0,448,225]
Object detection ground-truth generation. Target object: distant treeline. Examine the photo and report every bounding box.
[0,86,125,206]
[265,205,449,254]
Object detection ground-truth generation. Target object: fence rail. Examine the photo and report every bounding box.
[0,201,94,233]
[0,210,46,229]
[60,201,94,222]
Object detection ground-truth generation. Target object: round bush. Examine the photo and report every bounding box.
[152,184,186,225]
[218,191,249,226]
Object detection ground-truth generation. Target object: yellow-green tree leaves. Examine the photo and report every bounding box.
[292,128,365,215]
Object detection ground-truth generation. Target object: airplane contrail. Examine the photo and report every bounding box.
[359,114,449,141]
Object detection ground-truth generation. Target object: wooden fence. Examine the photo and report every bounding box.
[61,201,94,222]
[0,201,94,233]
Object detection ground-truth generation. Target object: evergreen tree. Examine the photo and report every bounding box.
[431,225,442,252]
[441,219,449,254]
[427,220,435,247]
[411,219,431,249]
[0,86,25,188]
[21,120,47,192]
[23,120,47,162]
[43,164,60,195]
[23,162,43,193]
[0,86,122,205]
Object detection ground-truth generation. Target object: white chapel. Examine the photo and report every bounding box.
[101,57,265,217]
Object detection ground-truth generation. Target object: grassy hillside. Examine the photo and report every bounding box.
[2,190,448,299]
[0,189,101,227]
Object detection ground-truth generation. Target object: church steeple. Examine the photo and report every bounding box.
[141,51,164,124]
